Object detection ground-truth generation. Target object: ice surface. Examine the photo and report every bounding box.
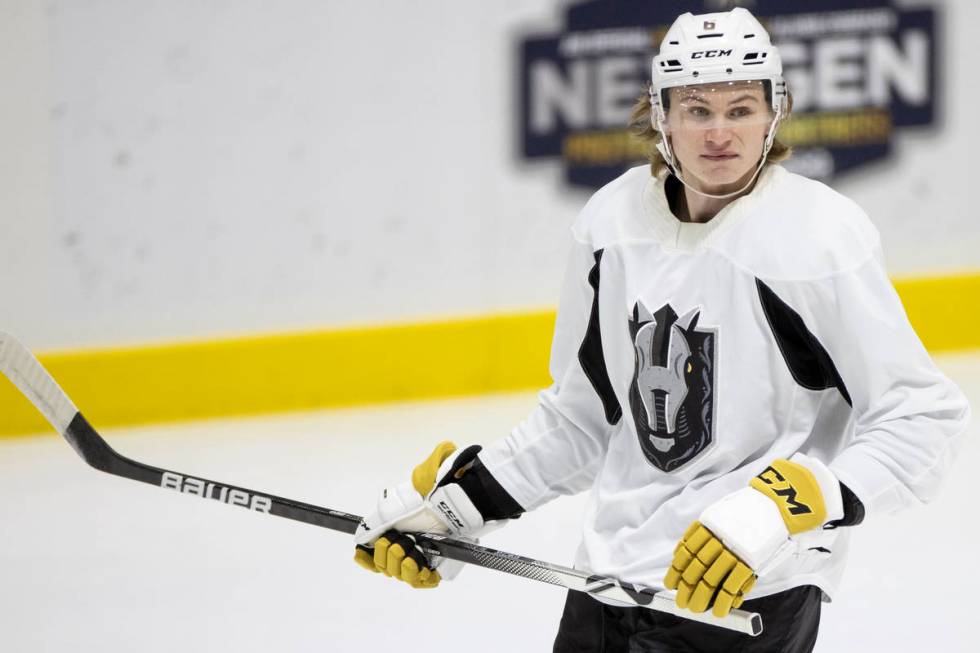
[1,353,977,651]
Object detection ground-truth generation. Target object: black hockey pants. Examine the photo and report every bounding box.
[552,585,822,653]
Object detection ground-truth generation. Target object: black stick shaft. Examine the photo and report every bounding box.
[0,331,761,636]
[66,413,362,534]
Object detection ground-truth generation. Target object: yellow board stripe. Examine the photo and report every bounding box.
[893,272,980,353]
[0,311,556,437]
[1,273,978,438]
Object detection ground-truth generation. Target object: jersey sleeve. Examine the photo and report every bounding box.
[478,237,619,512]
[762,247,971,519]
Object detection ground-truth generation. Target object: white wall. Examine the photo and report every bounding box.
[0,0,975,351]
[0,1,53,344]
[837,0,980,276]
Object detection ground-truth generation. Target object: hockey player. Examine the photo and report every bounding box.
[352,8,970,652]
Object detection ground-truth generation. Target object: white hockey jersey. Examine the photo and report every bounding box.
[480,164,970,600]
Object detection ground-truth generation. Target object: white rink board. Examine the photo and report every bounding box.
[2,1,980,351]
[1,352,977,652]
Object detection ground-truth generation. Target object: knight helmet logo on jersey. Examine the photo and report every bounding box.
[628,301,716,472]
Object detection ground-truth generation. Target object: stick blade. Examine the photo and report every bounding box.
[0,331,78,433]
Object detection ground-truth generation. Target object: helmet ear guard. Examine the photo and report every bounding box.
[647,84,675,173]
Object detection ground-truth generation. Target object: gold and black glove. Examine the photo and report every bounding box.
[665,454,847,616]
[353,441,522,589]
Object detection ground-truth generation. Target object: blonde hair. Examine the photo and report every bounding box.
[628,86,794,178]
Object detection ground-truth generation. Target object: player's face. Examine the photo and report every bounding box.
[664,82,774,193]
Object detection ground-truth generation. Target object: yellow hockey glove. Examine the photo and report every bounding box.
[664,521,757,616]
[664,453,843,617]
[353,440,516,588]
[354,529,442,588]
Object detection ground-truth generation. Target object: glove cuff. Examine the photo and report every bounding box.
[749,454,844,534]
[434,445,525,522]
[427,445,520,537]
[700,486,790,571]
[428,483,486,536]
[788,453,844,526]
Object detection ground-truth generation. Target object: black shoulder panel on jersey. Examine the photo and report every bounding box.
[578,249,623,425]
[756,279,852,406]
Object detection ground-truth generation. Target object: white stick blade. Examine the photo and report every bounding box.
[0,331,78,433]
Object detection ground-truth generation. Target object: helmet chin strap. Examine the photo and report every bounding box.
[655,111,782,201]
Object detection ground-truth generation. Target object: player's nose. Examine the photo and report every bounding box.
[703,128,734,149]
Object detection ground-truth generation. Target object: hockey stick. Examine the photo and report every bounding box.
[0,331,762,637]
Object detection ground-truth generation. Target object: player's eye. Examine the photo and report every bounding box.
[728,106,756,119]
[686,106,710,118]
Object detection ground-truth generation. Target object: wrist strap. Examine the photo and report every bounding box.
[825,482,866,529]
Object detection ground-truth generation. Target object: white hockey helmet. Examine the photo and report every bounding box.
[650,7,787,121]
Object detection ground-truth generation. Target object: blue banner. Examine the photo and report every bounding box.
[518,0,938,188]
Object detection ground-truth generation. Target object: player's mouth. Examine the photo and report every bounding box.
[701,152,738,161]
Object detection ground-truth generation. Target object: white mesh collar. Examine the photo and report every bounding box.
[641,164,785,252]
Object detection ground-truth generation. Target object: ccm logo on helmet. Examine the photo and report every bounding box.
[691,49,734,59]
